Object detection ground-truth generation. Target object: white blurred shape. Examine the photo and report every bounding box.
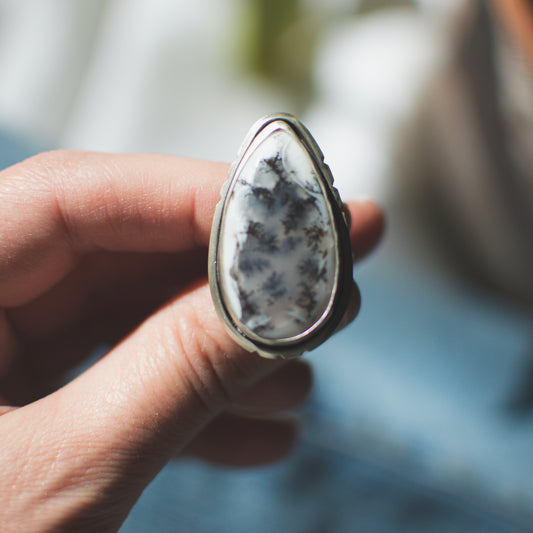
[306,107,390,201]
[0,0,105,142]
[0,0,289,158]
[62,0,239,156]
[307,9,444,202]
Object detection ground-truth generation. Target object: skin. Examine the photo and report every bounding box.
[0,150,384,532]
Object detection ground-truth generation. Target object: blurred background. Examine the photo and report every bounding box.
[1,0,533,531]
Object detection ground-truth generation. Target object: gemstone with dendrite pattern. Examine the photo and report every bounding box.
[209,114,353,359]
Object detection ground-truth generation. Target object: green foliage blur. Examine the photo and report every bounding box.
[234,0,414,111]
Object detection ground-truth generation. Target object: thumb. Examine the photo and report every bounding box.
[1,281,280,531]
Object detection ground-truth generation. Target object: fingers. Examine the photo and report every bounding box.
[0,151,228,306]
[232,359,312,413]
[3,199,375,396]
[0,280,312,524]
[6,199,380,342]
[183,413,299,467]
[9,249,207,341]
[0,148,382,312]
[9,200,379,340]
[0,151,385,529]
[24,282,281,463]
[183,361,312,466]
[0,281,280,526]
[346,200,385,260]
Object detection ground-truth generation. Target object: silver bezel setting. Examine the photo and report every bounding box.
[208,113,354,359]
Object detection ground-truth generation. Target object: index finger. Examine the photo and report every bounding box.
[0,151,227,306]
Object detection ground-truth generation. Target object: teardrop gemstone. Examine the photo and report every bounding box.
[210,115,352,358]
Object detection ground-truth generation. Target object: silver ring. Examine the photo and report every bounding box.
[209,113,354,359]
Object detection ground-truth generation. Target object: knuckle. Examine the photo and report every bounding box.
[2,150,120,250]
[0,150,84,214]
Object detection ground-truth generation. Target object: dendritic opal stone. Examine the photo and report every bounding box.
[210,115,351,358]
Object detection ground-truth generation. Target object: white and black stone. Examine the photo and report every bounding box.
[210,115,352,358]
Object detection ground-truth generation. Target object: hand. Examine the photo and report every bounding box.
[0,150,384,532]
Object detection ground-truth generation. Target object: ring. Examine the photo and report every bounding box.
[209,113,354,359]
